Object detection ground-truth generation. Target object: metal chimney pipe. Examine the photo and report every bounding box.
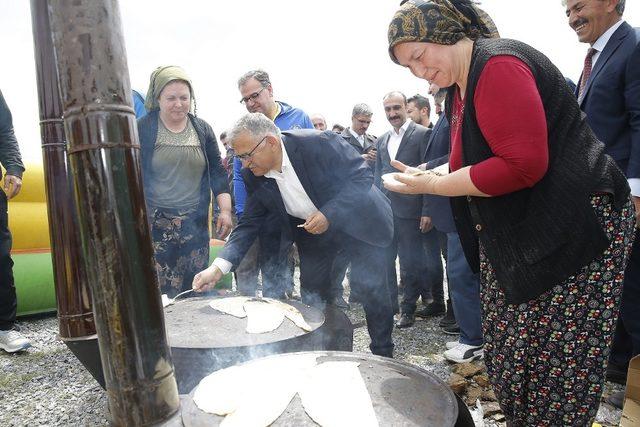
[29,0,104,387]
[47,0,180,424]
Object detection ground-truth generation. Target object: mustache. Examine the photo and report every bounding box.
[572,18,588,29]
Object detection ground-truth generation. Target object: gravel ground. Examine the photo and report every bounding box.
[0,275,625,426]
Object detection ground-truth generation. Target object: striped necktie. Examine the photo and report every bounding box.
[578,48,597,100]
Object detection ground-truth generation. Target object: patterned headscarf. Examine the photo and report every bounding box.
[388,0,500,64]
[144,65,195,112]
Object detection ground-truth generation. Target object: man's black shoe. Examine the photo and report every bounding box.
[395,313,415,329]
[332,296,350,310]
[606,363,628,385]
[442,322,460,335]
[438,299,456,327]
[415,302,445,318]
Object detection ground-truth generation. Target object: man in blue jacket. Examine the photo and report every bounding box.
[233,70,315,301]
[0,90,30,353]
[194,113,395,357]
[565,0,640,400]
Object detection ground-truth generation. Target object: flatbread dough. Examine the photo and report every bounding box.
[192,364,247,415]
[267,299,312,331]
[209,297,312,334]
[243,299,286,333]
[194,354,319,426]
[209,296,252,318]
[299,361,379,427]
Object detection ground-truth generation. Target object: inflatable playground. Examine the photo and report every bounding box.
[8,164,231,316]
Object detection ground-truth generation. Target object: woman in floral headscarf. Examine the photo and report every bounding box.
[137,66,232,298]
[384,0,634,424]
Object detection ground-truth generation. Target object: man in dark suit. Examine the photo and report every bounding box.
[340,103,377,169]
[407,94,445,318]
[375,91,430,328]
[193,113,395,357]
[330,103,378,306]
[566,0,640,401]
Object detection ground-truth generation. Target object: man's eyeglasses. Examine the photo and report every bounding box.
[239,87,266,104]
[235,136,267,161]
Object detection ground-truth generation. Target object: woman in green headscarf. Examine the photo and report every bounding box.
[137,66,232,298]
[385,1,634,424]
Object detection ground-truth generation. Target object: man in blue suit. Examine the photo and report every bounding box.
[193,113,395,357]
[566,0,640,398]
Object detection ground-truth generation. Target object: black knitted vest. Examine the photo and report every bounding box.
[449,38,630,304]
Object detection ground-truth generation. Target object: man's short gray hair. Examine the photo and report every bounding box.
[227,112,280,147]
[237,69,271,89]
[561,0,625,15]
[352,103,373,117]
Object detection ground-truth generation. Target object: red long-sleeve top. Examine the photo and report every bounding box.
[449,55,549,196]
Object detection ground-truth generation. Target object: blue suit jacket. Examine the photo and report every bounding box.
[578,22,640,179]
[220,130,394,268]
[421,115,456,233]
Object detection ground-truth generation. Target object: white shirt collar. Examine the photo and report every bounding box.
[349,127,363,141]
[391,119,410,136]
[265,138,290,178]
[592,19,624,52]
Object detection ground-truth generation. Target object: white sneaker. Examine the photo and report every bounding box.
[0,329,31,353]
[445,340,460,350]
[443,343,483,363]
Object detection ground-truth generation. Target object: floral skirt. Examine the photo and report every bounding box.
[481,194,635,426]
[149,206,209,298]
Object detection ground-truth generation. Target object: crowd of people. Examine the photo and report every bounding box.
[0,0,638,424]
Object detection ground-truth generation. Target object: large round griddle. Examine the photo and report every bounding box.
[165,297,353,393]
[166,297,324,348]
[181,351,469,427]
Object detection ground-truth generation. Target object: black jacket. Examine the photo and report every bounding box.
[220,130,393,268]
[450,38,630,304]
[374,121,429,219]
[422,115,456,233]
[0,90,24,180]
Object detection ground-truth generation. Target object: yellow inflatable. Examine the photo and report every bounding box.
[6,163,55,315]
[7,163,230,316]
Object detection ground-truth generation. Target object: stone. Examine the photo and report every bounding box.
[480,388,497,402]
[473,373,491,388]
[464,384,483,406]
[447,373,467,394]
[482,402,502,418]
[453,362,484,378]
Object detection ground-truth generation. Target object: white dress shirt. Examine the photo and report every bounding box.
[586,20,638,196]
[387,120,410,161]
[349,127,365,148]
[591,19,624,67]
[212,139,318,274]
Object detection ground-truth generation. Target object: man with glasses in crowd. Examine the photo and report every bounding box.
[194,112,395,357]
[232,70,313,300]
